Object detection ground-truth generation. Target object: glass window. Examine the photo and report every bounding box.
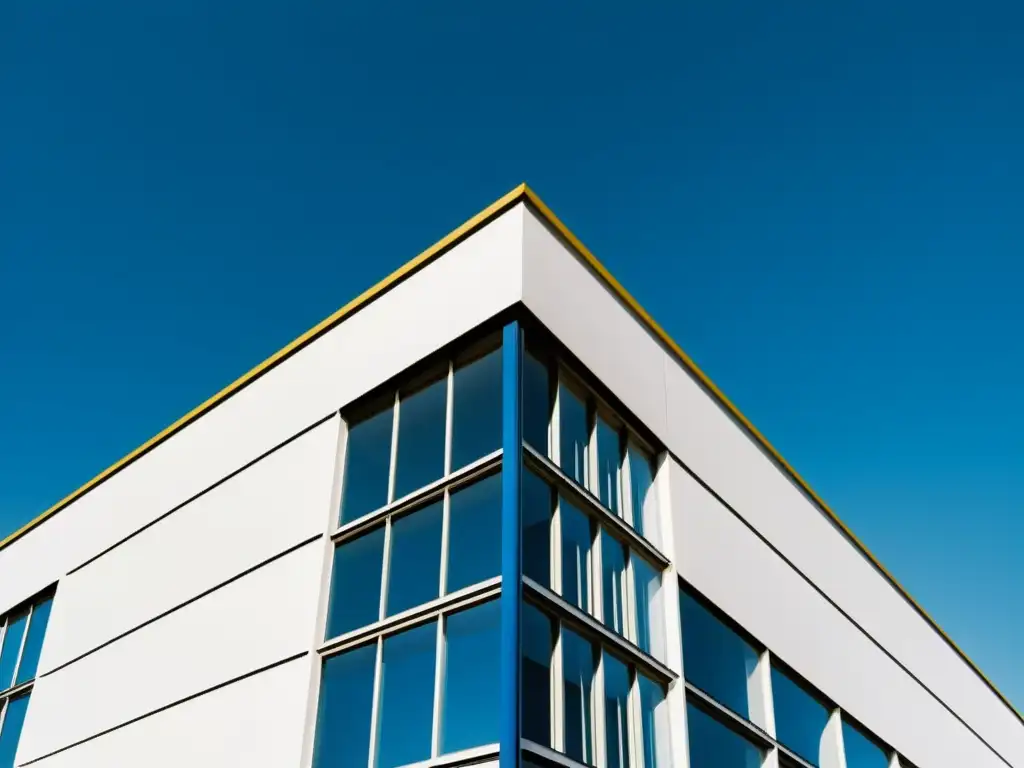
[442,601,500,753]
[524,351,552,454]
[378,622,437,768]
[451,350,501,472]
[626,444,657,542]
[633,557,663,659]
[679,591,758,719]
[386,501,443,616]
[595,416,622,515]
[771,665,830,767]
[638,674,668,768]
[446,474,501,593]
[15,599,52,685]
[0,612,28,690]
[327,526,385,638]
[559,384,589,487]
[603,652,631,768]
[0,694,29,768]
[394,376,447,499]
[312,643,377,768]
[843,720,889,768]
[341,406,394,524]
[562,628,597,766]
[522,602,554,746]
[601,532,628,636]
[522,471,553,588]
[686,703,764,768]
[561,500,593,613]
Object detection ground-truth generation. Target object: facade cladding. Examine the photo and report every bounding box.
[0,188,1019,768]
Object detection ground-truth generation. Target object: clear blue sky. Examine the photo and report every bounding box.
[2,1,1021,710]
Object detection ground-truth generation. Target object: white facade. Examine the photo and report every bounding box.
[0,190,1018,768]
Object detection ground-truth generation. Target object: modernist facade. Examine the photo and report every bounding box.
[0,186,1019,768]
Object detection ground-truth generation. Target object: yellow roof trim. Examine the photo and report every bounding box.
[1,183,1017,724]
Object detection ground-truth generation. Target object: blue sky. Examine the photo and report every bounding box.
[2,0,1021,710]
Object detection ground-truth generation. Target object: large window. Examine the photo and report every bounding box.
[0,591,54,768]
[685,702,764,768]
[771,664,831,767]
[842,719,890,768]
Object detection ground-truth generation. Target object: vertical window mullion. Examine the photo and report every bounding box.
[592,520,605,625]
[624,552,638,647]
[551,497,563,598]
[551,371,562,466]
[619,435,634,530]
[627,668,642,768]
[552,621,565,753]
[587,404,598,496]
[438,490,451,597]
[443,362,455,477]
[10,604,33,684]
[594,646,607,768]
[366,636,385,768]
[378,518,393,621]
[431,614,447,757]
[387,392,400,504]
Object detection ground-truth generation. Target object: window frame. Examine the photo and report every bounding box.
[0,589,55,749]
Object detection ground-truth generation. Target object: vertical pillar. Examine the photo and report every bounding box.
[500,322,524,768]
[821,709,848,768]
[747,650,776,738]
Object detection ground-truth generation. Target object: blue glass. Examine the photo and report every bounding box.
[679,591,757,719]
[0,695,29,768]
[595,416,621,515]
[562,629,596,766]
[559,385,589,487]
[394,376,448,499]
[327,527,385,638]
[447,473,501,593]
[0,613,28,690]
[638,675,667,768]
[561,500,593,612]
[633,557,661,657]
[442,601,500,753]
[626,444,657,541]
[522,471,553,588]
[523,351,551,454]
[378,622,437,768]
[386,501,443,616]
[602,532,629,636]
[603,652,630,768]
[522,602,554,746]
[312,643,377,768]
[15,599,52,684]
[686,703,763,768]
[771,665,830,767]
[451,350,502,471]
[843,720,889,768]
[341,406,394,524]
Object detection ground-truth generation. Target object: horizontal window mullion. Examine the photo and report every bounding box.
[522,738,595,768]
[396,743,500,768]
[0,678,33,704]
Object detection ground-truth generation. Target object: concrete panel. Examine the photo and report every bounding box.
[0,204,524,616]
[671,460,1005,768]
[17,540,322,763]
[21,656,312,768]
[39,417,340,675]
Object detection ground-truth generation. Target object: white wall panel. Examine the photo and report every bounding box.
[21,655,312,768]
[39,417,340,675]
[0,204,523,617]
[17,540,322,763]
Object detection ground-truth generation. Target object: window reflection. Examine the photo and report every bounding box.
[327,527,385,638]
[446,473,501,594]
[443,601,500,753]
[771,665,830,767]
[394,376,447,499]
[522,602,554,746]
[386,501,443,616]
[562,629,597,766]
[341,406,394,524]
[559,385,589,487]
[595,416,621,515]
[451,350,501,472]
[523,471,554,588]
[601,532,628,636]
[561,500,593,613]
[312,644,376,768]
[603,652,631,768]
[686,703,764,768]
[378,622,437,768]
[626,444,657,542]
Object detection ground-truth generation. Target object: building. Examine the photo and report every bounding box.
[0,185,1019,768]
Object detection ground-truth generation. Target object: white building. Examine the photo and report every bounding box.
[0,185,1019,768]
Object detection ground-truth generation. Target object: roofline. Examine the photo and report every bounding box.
[1,184,1018,723]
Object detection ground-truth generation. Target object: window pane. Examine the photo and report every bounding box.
[522,471,553,588]
[626,444,658,543]
[595,416,622,515]
[442,601,500,753]
[15,598,52,684]
[771,665,830,767]
[843,720,889,768]
[562,628,597,766]
[686,703,764,768]
[394,376,447,499]
[601,532,628,636]
[638,674,668,768]
[386,501,443,616]
[312,643,377,768]
[378,622,437,768]
[0,694,29,768]
[559,385,589,486]
[603,652,631,768]
[0,612,28,690]
[451,350,501,471]
[561,500,593,613]
[341,406,394,524]
[524,351,552,454]
[447,474,501,593]
[679,591,757,719]
[633,557,663,659]
[327,527,385,638]
[522,602,554,747]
